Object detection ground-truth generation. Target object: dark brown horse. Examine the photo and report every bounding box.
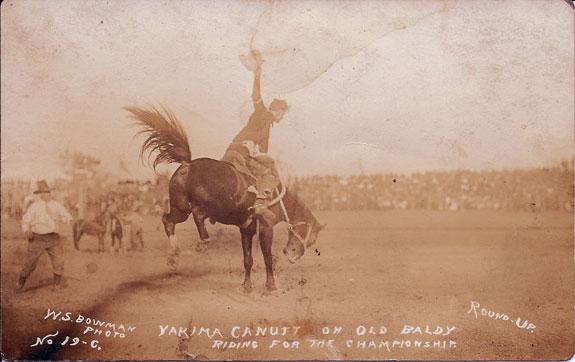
[73,210,124,253]
[72,212,108,252]
[126,106,324,291]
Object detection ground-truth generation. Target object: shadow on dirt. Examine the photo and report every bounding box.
[23,268,211,360]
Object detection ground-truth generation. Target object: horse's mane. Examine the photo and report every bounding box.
[125,105,192,170]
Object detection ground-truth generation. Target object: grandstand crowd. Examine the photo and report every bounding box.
[292,161,573,212]
[2,161,573,219]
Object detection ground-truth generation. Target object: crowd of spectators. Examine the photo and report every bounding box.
[1,176,169,220]
[290,161,573,212]
[2,161,573,219]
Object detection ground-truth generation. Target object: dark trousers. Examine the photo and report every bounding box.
[222,144,279,195]
[19,233,64,279]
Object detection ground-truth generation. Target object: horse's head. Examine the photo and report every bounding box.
[270,185,325,263]
[283,221,326,264]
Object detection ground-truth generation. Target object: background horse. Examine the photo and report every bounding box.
[72,212,108,252]
[126,106,324,291]
[73,209,124,253]
[109,215,124,253]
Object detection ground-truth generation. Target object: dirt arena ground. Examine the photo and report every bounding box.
[1,209,573,360]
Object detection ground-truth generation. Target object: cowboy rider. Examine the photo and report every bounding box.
[222,50,288,223]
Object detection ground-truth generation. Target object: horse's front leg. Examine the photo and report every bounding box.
[98,233,105,253]
[240,223,256,293]
[259,224,277,291]
[110,229,117,253]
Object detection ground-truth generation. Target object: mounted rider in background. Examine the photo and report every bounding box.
[222,50,288,224]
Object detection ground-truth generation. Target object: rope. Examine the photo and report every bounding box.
[250,183,311,248]
[268,182,287,207]
[273,186,313,247]
[279,192,290,224]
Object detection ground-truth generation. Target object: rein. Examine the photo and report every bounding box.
[268,182,287,207]
[273,184,313,247]
[242,182,313,247]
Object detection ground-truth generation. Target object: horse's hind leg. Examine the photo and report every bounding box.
[191,206,210,241]
[73,226,83,251]
[72,222,82,250]
[74,231,83,251]
[98,234,105,253]
[191,206,211,252]
[118,234,125,254]
[240,222,256,292]
[116,220,125,254]
[111,230,118,253]
[162,207,191,271]
[259,224,277,291]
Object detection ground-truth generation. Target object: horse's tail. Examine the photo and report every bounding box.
[125,105,192,170]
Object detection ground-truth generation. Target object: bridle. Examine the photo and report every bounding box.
[269,183,313,247]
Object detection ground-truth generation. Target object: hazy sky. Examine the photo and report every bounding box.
[1,0,573,181]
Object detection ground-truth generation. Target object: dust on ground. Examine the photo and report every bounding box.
[1,210,573,360]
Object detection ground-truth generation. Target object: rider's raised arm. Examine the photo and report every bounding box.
[251,65,263,108]
[251,51,266,111]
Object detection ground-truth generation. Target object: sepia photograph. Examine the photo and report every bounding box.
[1,0,573,360]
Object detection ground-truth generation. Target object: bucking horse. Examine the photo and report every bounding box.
[126,106,324,291]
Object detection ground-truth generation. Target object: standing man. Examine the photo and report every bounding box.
[15,180,72,292]
[126,205,144,251]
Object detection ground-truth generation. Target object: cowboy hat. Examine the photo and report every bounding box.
[33,180,52,194]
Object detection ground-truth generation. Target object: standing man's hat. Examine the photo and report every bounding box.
[34,180,52,194]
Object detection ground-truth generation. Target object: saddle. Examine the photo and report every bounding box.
[221,158,257,182]
[221,144,281,193]
[219,147,280,225]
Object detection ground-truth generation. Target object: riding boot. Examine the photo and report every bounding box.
[15,276,27,293]
[252,196,276,225]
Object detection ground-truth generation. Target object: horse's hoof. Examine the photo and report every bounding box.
[195,243,208,253]
[265,283,277,292]
[242,282,253,293]
[167,259,178,272]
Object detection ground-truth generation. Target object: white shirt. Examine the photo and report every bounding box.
[23,194,37,212]
[22,199,72,234]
